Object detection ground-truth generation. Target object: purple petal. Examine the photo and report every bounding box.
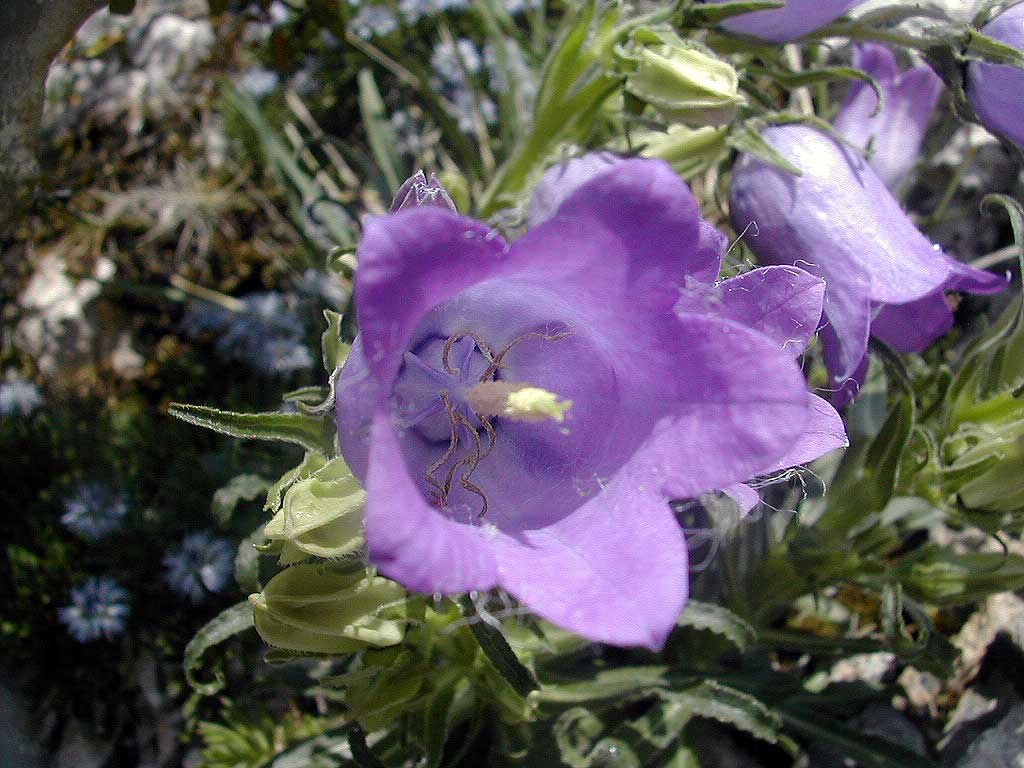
[943,256,1010,295]
[494,462,687,650]
[871,292,954,354]
[676,265,825,356]
[730,126,950,306]
[355,209,508,385]
[527,152,624,227]
[759,393,847,471]
[628,313,813,500]
[714,0,863,43]
[512,158,718,310]
[967,4,1024,150]
[821,328,870,410]
[834,45,943,189]
[363,404,499,594]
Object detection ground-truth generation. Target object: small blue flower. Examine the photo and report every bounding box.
[164,532,235,603]
[348,5,398,40]
[399,0,468,23]
[182,291,314,376]
[501,0,541,15]
[59,577,130,642]
[61,483,128,541]
[0,372,42,418]
[236,67,279,98]
[449,87,497,133]
[431,39,481,85]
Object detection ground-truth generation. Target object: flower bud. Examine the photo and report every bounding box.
[390,170,458,213]
[967,4,1024,150]
[249,564,406,654]
[619,29,744,127]
[264,456,366,564]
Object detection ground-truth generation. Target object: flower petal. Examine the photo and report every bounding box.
[871,292,953,354]
[723,483,760,515]
[676,265,825,356]
[510,158,719,315]
[716,0,861,43]
[494,463,687,649]
[630,314,812,500]
[355,209,508,385]
[759,393,847,472]
[820,277,872,383]
[363,404,499,594]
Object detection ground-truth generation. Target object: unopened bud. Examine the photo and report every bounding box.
[619,29,744,127]
[633,124,728,177]
[264,457,366,564]
[249,565,406,654]
[390,170,458,213]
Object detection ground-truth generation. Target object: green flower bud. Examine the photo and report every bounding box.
[249,565,406,654]
[944,414,1024,512]
[619,29,744,127]
[264,457,365,564]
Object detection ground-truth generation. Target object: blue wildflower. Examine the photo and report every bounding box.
[399,0,468,23]
[61,483,128,541]
[501,0,541,14]
[163,532,235,603]
[182,291,314,376]
[348,6,399,40]
[59,577,130,642]
[431,39,482,85]
[236,67,279,98]
[0,372,42,418]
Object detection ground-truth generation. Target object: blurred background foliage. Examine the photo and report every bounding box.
[3,0,1024,766]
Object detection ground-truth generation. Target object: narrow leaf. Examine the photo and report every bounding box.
[169,403,335,454]
[357,69,403,196]
[727,123,803,175]
[460,598,538,697]
[684,0,785,24]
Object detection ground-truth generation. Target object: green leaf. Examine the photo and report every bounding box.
[212,474,271,525]
[422,684,457,768]
[900,544,1024,606]
[964,26,1024,68]
[169,403,335,454]
[184,602,255,695]
[749,65,885,117]
[727,122,803,175]
[863,390,914,512]
[674,681,781,744]
[460,598,538,698]
[677,600,756,651]
[357,69,403,197]
[683,0,784,24]
[539,667,669,704]
[321,310,348,373]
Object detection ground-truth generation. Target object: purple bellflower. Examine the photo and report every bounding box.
[707,0,864,44]
[967,4,1024,150]
[730,125,1007,407]
[833,44,943,189]
[335,161,846,647]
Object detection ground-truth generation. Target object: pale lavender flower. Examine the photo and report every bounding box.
[61,483,128,541]
[163,531,235,603]
[59,577,130,642]
[967,4,1024,150]
[431,39,482,85]
[235,67,279,98]
[348,6,398,40]
[708,0,864,43]
[0,372,42,417]
[730,125,1007,407]
[833,44,943,189]
[334,164,845,647]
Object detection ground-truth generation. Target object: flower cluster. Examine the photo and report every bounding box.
[59,577,131,643]
[61,483,129,541]
[163,531,235,604]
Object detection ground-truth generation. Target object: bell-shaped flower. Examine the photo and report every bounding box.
[334,161,846,648]
[730,125,1007,407]
[707,0,864,44]
[967,4,1024,150]
[833,43,943,189]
